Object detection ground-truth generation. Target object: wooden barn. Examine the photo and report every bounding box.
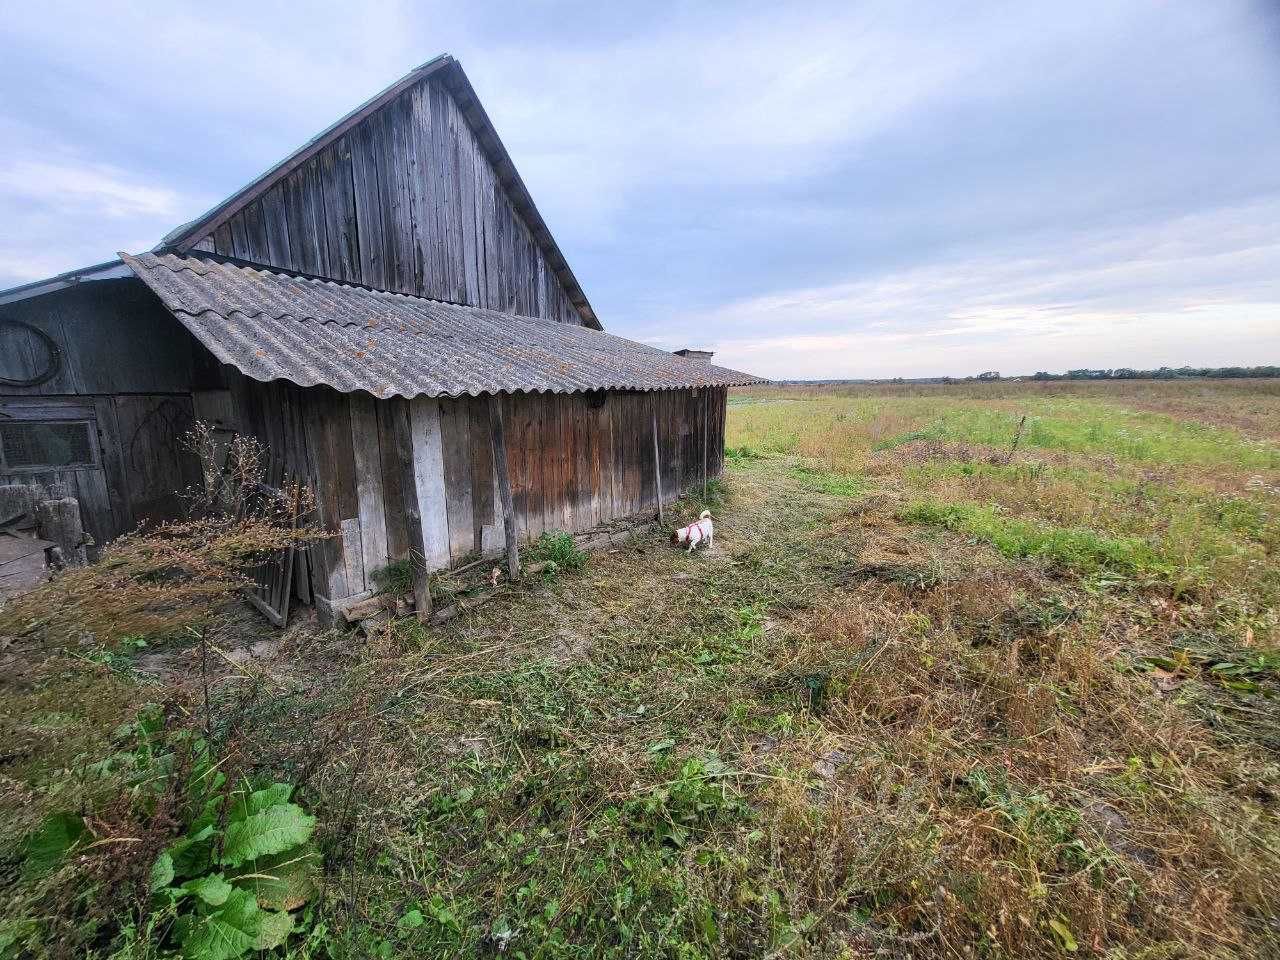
[0,54,761,621]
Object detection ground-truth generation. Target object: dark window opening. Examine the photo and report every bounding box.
[0,420,96,470]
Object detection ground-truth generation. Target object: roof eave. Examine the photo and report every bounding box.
[0,258,131,306]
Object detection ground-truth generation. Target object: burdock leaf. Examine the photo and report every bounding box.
[179,887,260,960]
[182,873,233,906]
[253,910,294,951]
[150,851,175,892]
[231,844,320,911]
[23,812,87,876]
[220,804,314,868]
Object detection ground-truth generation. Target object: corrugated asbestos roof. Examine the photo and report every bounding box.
[121,252,765,399]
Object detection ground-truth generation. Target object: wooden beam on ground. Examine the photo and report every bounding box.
[489,394,521,581]
[652,405,664,525]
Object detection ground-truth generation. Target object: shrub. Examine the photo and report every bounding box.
[370,557,416,596]
[526,532,587,577]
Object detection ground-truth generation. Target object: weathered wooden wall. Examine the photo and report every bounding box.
[188,76,584,326]
[223,376,728,614]
[1,281,205,547]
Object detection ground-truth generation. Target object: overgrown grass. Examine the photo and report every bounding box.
[899,500,1169,577]
[4,380,1280,959]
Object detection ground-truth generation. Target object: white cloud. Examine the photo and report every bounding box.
[672,199,1280,378]
[0,159,180,218]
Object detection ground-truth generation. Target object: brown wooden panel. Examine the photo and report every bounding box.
[438,397,474,562]
[301,388,361,600]
[467,397,495,552]
[521,393,545,541]
[349,393,390,579]
[375,399,410,561]
[112,395,198,528]
[351,120,389,291]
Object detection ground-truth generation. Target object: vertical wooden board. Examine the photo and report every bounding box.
[409,84,440,299]
[281,171,310,273]
[340,518,365,595]
[228,214,250,261]
[720,389,729,474]
[369,111,402,293]
[260,184,293,266]
[570,396,587,529]
[408,396,451,569]
[383,98,416,295]
[678,390,691,493]
[559,395,574,530]
[90,396,133,537]
[112,395,198,528]
[458,114,480,306]
[523,394,546,541]
[672,391,686,493]
[302,392,341,602]
[567,395,582,530]
[613,393,631,515]
[319,140,359,282]
[510,394,531,541]
[478,163,499,309]
[349,393,391,580]
[384,398,428,585]
[586,398,602,527]
[351,121,388,290]
[303,389,361,599]
[556,394,573,531]
[246,202,272,262]
[439,397,474,563]
[638,394,654,511]
[500,395,525,542]
[580,397,598,529]
[375,399,411,560]
[601,395,617,520]
[446,90,468,304]
[301,158,332,276]
[467,398,496,552]
[610,394,628,516]
[212,222,235,256]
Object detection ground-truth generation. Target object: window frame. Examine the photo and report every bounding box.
[0,417,100,473]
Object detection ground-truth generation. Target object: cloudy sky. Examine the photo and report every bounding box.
[3,1,1278,379]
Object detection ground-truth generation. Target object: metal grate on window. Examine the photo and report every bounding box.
[0,420,96,470]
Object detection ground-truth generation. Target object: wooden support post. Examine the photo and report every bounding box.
[489,394,521,581]
[412,539,433,622]
[652,406,664,525]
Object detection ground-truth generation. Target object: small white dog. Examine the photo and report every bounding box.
[672,510,714,552]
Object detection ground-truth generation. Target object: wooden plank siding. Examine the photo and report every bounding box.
[192,378,729,617]
[189,75,584,327]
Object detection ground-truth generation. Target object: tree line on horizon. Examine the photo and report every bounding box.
[1023,365,1280,381]
[787,365,1280,386]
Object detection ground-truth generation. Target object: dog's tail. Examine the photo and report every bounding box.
[699,510,712,520]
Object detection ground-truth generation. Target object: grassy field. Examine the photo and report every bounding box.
[2,379,1279,959]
